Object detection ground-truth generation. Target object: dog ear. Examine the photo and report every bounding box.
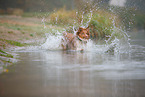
[79,27,83,32]
[86,26,89,32]
[86,26,89,29]
[76,27,82,35]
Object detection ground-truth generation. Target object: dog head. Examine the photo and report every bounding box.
[76,26,90,41]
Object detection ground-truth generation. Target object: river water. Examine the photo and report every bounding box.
[0,30,145,97]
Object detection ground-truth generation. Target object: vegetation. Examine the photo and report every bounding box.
[0,49,14,73]
[0,13,67,73]
[48,8,76,26]
[0,0,144,73]
[0,15,46,73]
[133,12,145,30]
[22,12,51,18]
[88,11,119,40]
[0,49,13,58]
[47,7,121,41]
[0,39,27,47]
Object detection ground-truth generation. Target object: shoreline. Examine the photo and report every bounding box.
[0,15,45,73]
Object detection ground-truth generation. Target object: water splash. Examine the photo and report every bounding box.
[39,15,130,54]
[41,17,46,29]
[41,34,63,50]
[15,5,131,54]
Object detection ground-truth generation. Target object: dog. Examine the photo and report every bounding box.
[61,26,90,51]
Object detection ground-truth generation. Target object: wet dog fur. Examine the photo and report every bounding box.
[61,27,90,51]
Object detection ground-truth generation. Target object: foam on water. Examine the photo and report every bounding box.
[39,15,130,53]
[14,11,130,54]
[41,35,63,50]
[38,27,130,54]
[15,24,130,54]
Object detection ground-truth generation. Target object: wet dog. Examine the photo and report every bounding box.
[61,27,90,51]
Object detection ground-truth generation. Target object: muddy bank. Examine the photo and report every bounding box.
[0,15,46,73]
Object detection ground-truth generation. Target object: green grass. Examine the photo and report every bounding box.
[0,53,13,58]
[88,12,115,39]
[0,22,64,37]
[0,23,42,33]
[30,33,34,37]
[0,49,13,58]
[133,12,145,29]
[0,39,27,47]
[22,12,51,18]
[48,8,76,26]
[0,49,7,54]
[47,8,121,40]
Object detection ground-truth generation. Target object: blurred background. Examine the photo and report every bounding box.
[0,0,145,31]
[0,1,145,96]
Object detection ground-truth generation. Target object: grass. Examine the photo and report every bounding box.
[48,8,76,26]
[0,20,64,37]
[0,38,27,47]
[46,7,121,40]
[0,8,128,73]
[133,12,145,30]
[30,33,34,37]
[0,49,14,73]
[0,49,13,58]
[7,9,124,41]
[88,10,120,40]
[0,14,65,73]
[0,10,125,47]
[0,22,43,34]
[0,49,7,54]
[22,12,51,18]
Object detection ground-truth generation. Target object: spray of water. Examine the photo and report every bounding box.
[18,1,131,54]
[41,18,130,54]
[41,33,63,50]
[39,29,130,54]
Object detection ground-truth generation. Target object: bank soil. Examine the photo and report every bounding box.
[0,15,45,73]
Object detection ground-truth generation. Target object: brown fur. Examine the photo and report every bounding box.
[61,27,90,51]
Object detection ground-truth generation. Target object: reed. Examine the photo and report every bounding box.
[48,7,121,40]
[88,10,120,40]
[48,8,76,26]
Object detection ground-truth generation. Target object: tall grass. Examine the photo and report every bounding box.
[88,10,120,40]
[47,7,120,40]
[48,8,76,26]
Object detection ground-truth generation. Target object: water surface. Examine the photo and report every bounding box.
[0,30,145,97]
